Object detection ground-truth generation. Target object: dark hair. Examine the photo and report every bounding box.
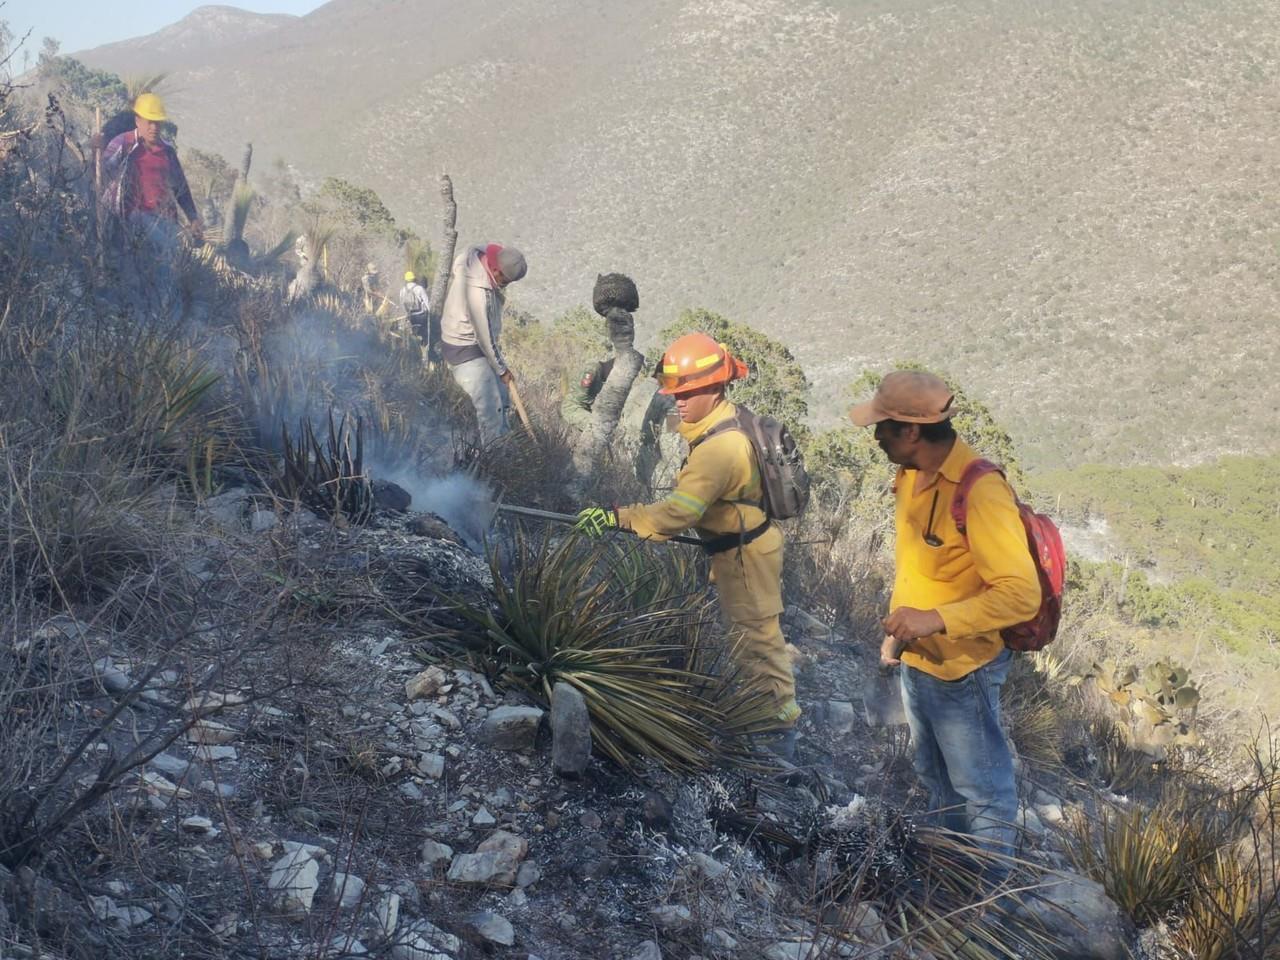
[884,418,956,443]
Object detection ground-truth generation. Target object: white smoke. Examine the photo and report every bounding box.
[381,468,496,551]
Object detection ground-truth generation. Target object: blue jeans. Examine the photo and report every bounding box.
[899,648,1017,858]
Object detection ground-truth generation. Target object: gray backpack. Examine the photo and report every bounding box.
[702,407,810,520]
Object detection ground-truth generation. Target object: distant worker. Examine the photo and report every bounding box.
[562,355,676,490]
[439,242,527,445]
[849,371,1041,867]
[99,93,203,252]
[399,270,433,359]
[575,333,800,757]
[361,262,385,314]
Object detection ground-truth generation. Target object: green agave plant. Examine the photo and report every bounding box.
[416,532,778,772]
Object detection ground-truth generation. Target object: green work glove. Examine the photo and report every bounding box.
[574,507,618,539]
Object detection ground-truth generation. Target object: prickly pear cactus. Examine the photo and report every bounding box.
[1083,658,1201,759]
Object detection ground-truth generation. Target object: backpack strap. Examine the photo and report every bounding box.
[687,415,766,512]
[950,458,1004,538]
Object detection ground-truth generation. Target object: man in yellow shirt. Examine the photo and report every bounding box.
[576,333,801,757]
[849,371,1040,861]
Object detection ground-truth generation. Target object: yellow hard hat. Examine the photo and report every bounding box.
[404,270,416,282]
[132,92,168,122]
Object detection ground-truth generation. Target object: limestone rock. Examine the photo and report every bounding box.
[478,829,529,863]
[374,893,400,942]
[1012,871,1133,960]
[446,851,517,887]
[187,720,237,745]
[405,666,447,701]
[690,852,728,881]
[331,872,365,909]
[416,753,445,779]
[473,805,496,826]
[551,681,592,777]
[480,705,544,750]
[628,941,662,960]
[269,848,321,919]
[466,909,515,946]
[764,943,817,960]
[649,904,693,931]
[420,840,454,868]
[250,509,278,533]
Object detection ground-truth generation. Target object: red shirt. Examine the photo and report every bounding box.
[131,142,174,214]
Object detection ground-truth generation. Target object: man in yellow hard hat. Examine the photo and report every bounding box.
[576,333,801,757]
[100,93,203,247]
[399,269,434,360]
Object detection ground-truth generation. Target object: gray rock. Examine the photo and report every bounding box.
[200,487,250,527]
[417,753,445,779]
[250,509,278,533]
[374,893,400,942]
[690,852,728,881]
[1035,802,1065,825]
[466,910,515,946]
[327,934,368,956]
[405,666,447,701]
[331,872,365,910]
[763,943,817,960]
[1012,871,1133,960]
[473,805,496,826]
[268,848,320,919]
[148,753,192,780]
[480,705,544,750]
[399,782,424,801]
[479,829,529,862]
[400,919,461,955]
[180,816,218,836]
[89,895,153,928]
[550,682,592,777]
[390,933,451,960]
[93,657,133,695]
[649,904,692,930]
[1020,804,1046,837]
[187,720,237,745]
[447,851,517,886]
[827,699,856,736]
[516,861,542,888]
[705,928,739,952]
[420,840,453,868]
[629,942,662,960]
[194,745,237,762]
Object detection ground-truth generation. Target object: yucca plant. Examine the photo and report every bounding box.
[412,532,777,772]
[706,783,1058,959]
[276,411,373,526]
[1173,850,1261,960]
[1067,790,1232,925]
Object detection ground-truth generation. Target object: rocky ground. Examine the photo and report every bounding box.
[2,487,1132,960]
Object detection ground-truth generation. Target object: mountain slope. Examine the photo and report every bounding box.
[79,5,297,64]
[79,0,1280,467]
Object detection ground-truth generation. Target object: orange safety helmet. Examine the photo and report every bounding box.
[656,332,749,396]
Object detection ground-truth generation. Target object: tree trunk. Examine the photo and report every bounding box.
[427,173,458,321]
[573,307,643,477]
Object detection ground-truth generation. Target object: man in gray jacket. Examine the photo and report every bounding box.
[440,243,527,445]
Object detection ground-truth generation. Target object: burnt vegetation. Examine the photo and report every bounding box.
[3,38,1280,960]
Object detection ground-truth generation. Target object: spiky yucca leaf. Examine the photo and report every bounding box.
[259,230,297,267]
[228,180,255,245]
[1068,792,1232,925]
[1173,850,1260,960]
[276,411,372,525]
[422,532,778,772]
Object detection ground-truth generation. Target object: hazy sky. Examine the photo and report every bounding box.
[2,1,326,57]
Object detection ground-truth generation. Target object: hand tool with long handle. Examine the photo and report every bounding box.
[495,502,705,547]
[506,380,535,437]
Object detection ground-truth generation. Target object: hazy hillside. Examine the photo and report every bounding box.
[80,0,1280,468]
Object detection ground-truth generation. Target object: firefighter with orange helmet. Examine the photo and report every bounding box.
[576,332,800,757]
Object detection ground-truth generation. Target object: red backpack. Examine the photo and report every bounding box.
[950,459,1066,652]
